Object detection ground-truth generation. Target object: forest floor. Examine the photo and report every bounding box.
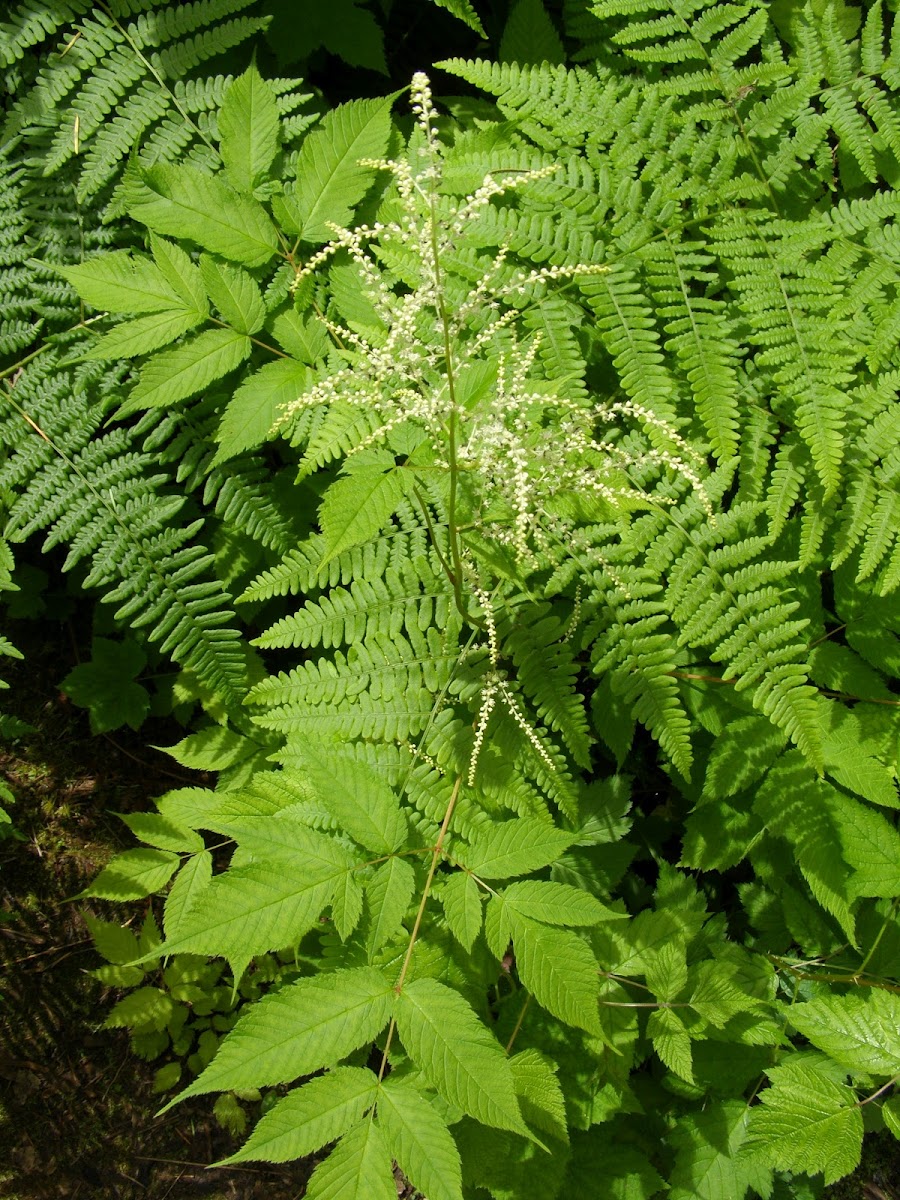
[0,616,898,1200]
[0,619,311,1200]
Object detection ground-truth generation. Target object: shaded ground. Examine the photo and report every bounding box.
[0,621,311,1199]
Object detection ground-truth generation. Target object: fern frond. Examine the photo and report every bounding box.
[1,0,289,201]
[0,352,247,709]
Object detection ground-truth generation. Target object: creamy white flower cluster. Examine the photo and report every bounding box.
[279,72,709,561]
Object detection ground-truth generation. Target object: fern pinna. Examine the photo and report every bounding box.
[6,1,900,1196]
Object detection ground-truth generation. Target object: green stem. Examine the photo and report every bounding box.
[377,773,462,1084]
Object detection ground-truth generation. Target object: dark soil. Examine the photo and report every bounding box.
[0,621,311,1200]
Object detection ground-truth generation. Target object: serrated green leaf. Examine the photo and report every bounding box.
[127,163,279,267]
[220,1067,378,1165]
[509,1049,568,1145]
[883,1097,900,1140]
[118,812,204,853]
[505,909,602,1036]
[305,1118,397,1200]
[455,817,574,879]
[85,916,141,965]
[126,328,250,412]
[294,743,407,853]
[394,976,527,1136]
[789,991,900,1075]
[169,967,393,1105]
[500,0,564,66]
[278,98,393,243]
[755,753,857,943]
[85,309,204,360]
[332,869,365,940]
[377,1078,463,1200]
[104,987,175,1031]
[81,848,180,900]
[219,64,280,193]
[365,856,415,959]
[269,308,330,363]
[153,826,358,974]
[746,1059,863,1185]
[835,794,900,898]
[439,871,483,952]
[164,850,213,941]
[319,466,410,565]
[199,256,266,335]
[150,235,208,315]
[669,1099,772,1200]
[160,726,258,772]
[213,358,310,464]
[648,1007,694,1083]
[499,880,615,927]
[58,251,181,313]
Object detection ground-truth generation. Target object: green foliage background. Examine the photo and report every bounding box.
[2,0,900,1197]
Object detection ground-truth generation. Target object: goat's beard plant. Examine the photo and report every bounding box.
[76,73,724,1197]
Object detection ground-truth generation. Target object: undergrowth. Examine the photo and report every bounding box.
[2,1,900,1198]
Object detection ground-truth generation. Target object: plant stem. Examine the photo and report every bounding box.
[376,773,462,1083]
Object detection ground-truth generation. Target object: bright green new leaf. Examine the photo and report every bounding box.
[509,1049,568,1145]
[648,1007,694,1083]
[319,466,410,565]
[305,1118,397,1200]
[58,251,181,313]
[127,163,280,267]
[505,909,603,1036]
[270,308,330,362]
[332,869,365,940]
[789,991,900,1075]
[150,235,208,315]
[199,256,266,335]
[746,1059,864,1185]
[170,967,394,1103]
[104,986,175,1031]
[834,792,900,898]
[365,856,415,959]
[154,827,358,973]
[455,817,574,879]
[394,977,528,1136]
[218,64,280,193]
[126,328,251,412]
[160,726,258,772]
[439,871,483,952]
[85,916,141,966]
[278,98,393,242]
[163,850,213,941]
[85,309,204,360]
[377,1077,464,1200]
[213,358,309,464]
[294,743,408,853]
[81,848,180,901]
[668,1100,772,1200]
[60,637,149,732]
[499,880,615,927]
[220,1067,378,1164]
[118,811,204,853]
